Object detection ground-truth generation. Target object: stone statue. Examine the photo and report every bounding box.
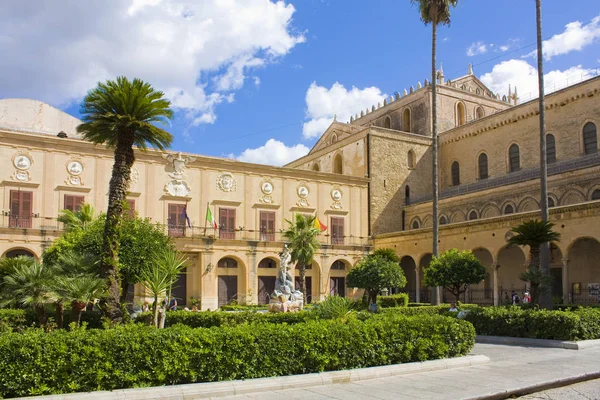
[268,245,304,312]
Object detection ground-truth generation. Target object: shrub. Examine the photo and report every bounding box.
[378,293,409,308]
[0,308,104,331]
[0,313,475,398]
[310,296,361,320]
[381,304,479,316]
[464,306,600,340]
[220,304,268,311]
[134,310,311,328]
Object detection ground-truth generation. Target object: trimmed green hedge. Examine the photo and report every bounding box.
[0,309,104,331]
[464,306,600,340]
[220,304,268,311]
[135,310,311,328]
[382,304,479,316]
[378,293,409,308]
[0,313,475,398]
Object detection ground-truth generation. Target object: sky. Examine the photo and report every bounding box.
[1,0,599,166]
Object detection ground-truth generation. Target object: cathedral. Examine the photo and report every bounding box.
[0,65,598,308]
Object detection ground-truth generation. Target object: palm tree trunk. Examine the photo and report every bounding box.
[71,301,86,327]
[536,0,552,310]
[431,18,441,306]
[99,134,135,323]
[35,305,47,326]
[55,301,64,329]
[153,295,159,328]
[120,281,130,303]
[530,246,541,269]
[299,262,306,303]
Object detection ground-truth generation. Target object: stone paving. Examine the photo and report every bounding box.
[213,344,600,400]
[515,378,600,399]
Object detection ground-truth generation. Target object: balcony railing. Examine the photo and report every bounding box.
[0,215,62,230]
[410,153,600,205]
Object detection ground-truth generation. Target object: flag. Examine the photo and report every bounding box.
[206,204,218,229]
[181,206,191,228]
[314,216,327,232]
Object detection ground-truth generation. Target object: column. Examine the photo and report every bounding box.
[492,263,499,307]
[415,266,421,303]
[562,258,569,304]
[200,251,217,311]
[247,250,258,305]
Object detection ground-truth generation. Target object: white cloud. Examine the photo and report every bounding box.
[231,138,309,166]
[480,59,596,100]
[466,41,487,56]
[527,15,600,60]
[0,0,304,125]
[302,82,387,139]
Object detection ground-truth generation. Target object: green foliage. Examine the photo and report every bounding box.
[310,296,361,320]
[283,214,321,295]
[423,249,486,303]
[381,304,479,317]
[372,248,400,263]
[57,203,95,232]
[219,304,266,311]
[135,310,311,328]
[508,220,561,249]
[464,306,600,340]
[0,313,474,397]
[347,254,406,304]
[519,266,553,306]
[410,0,459,26]
[378,293,409,308]
[0,256,35,279]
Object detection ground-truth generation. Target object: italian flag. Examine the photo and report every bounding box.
[206,205,217,229]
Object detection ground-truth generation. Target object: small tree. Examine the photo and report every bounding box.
[423,249,486,303]
[347,254,406,305]
[508,219,561,269]
[519,266,552,306]
[283,214,321,299]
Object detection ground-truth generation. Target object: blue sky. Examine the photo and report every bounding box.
[1,0,599,165]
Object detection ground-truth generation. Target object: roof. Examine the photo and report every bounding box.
[0,98,82,138]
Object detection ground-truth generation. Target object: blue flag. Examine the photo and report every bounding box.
[182,206,191,228]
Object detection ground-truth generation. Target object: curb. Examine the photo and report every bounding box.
[464,370,600,400]
[476,335,600,350]
[14,355,489,400]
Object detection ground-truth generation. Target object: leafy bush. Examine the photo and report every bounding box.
[0,313,475,397]
[378,293,409,308]
[0,308,104,331]
[381,304,479,317]
[310,296,361,319]
[220,304,268,311]
[464,306,600,340]
[134,310,311,328]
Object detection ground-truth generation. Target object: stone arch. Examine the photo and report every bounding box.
[2,247,37,259]
[588,185,600,201]
[329,258,351,297]
[407,150,416,169]
[467,209,479,221]
[456,101,466,126]
[508,143,521,173]
[482,204,501,218]
[567,237,600,302]
[496,245,527,298]
[400,255,417,300]
[451,160,460,186]
[582,120,598,155]
[560,188,586,206]
[384,115,391,129]
[331,133,338,143]
[422,214,433,228]
[471,248,493,301]
[475,106,485,120]
[333,153,343,174]
[402,108,411,132]
[410,217,421,230]
[439,214,448,225]
[518,196,539,212]
[294,258,321,303]
[501,201,517,215]
[312,162,320,172]
[478,152,489,180]
[216,255,247,307]
[451,210,466,223]
[547,193,558,208]
[257,256,279,305]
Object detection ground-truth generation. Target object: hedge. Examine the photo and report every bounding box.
[0,313,475,398]
[0,309,104,331]
[378,293,409,308]
[134,310,311,328]
[464,306,600,340]
[220,304,268,311]
[381,304,479,317]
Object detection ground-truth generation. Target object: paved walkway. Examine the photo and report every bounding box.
[516,378,600,399]
[214,344,600,400]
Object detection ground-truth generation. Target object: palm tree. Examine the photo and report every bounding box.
[0,255,34,278]
[58,203,95,231]
[535,0,551,309]
[54,275,106,327]
[509,220,560,270]
[137,249,187,328]
[1,261,57,325]
[519,266,552,306]
[283,214,321,301]
[411,0,459,305]
[77,77,173,323]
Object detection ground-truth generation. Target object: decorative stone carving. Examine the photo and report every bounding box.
[217,173,236,192]
[165,180,191,197]
[162,152,196,180]
[296,184,310,208]
[131,167,140,183]
[504,231,515,241]
[65,175,84,187]
[331,188,343,210]
[64,158,85,186]
[268,245,304,313]
[13,152,32,170]
[11,170,30,182]
[260,180,274,204]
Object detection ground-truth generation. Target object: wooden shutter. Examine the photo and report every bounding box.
[331,217,344,245]
[260,211,275,241]
[168,204,185,237]
[64,195,85,212]
[10,190,32,228]
[219,208,236,239]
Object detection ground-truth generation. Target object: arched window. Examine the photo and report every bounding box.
[478,153,488,180]
[402,108,411,132]
[456,102,466,126]
[439,215,447,225]
[258,258,276,268]
[547,197,555,208]
[509,144,520,172]
[331,134,338,143]
[405,185,410,205]
[312,163,320,171]
[504,204,514,215]
[331,260,346,270]
[583,122,598,155]
[218,257,238,268]
[384,116,391,129]
[333,154,343,174]
[546,134,556,164]
[468,210,478,220]
[407,150,415,169]
[451,161,460,186]
[475,106,484,120]
[592,189,600,200]
[411,219,420,229]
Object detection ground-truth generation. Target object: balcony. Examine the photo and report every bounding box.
[0,215,62,231]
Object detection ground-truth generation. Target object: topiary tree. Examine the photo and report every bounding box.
[347,253,406,305]
[423,249,486,303]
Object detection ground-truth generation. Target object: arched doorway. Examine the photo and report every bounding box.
[567,238,600,304]
[217,256,246,307]
[257,256,278,305]
[419,254,433,303]
[329,259,349,298]
[400,256,417,301]
[496,246,527,303]
[295,260,319,303]
[471,248,493,304]
[3,248,35,258]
